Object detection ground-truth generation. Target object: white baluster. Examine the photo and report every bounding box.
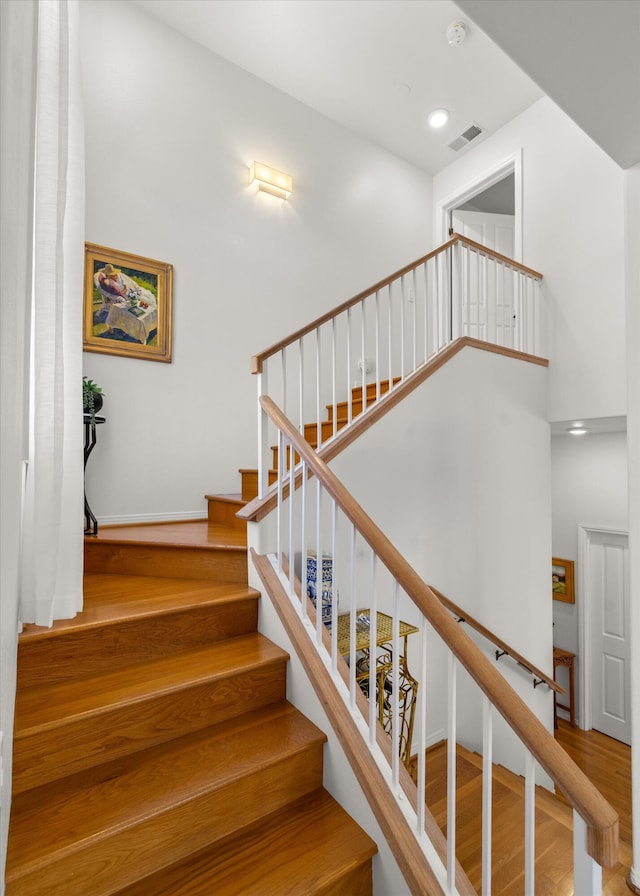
[400,274,406,380]
[482,695,493,896]
[374,290,381,402]
[360,299,366,416]
[347,307,353,425]
[524,749,535,896]
[281,346,287,418]
[257,367,269,499]
[331,317,337,439]
[387,283,393,389]
[412,268,417,373]
[298,337,304,435]
[573,811,602,896]
[288,433,295,597]
[368,551,377,746]
[422,261,429,365]
[417,619,427,835]
[330,496,338,671]
[315,479,322,645]
[391,581,400,790]
[316,326,322,448]
[349,522,357,708]
[300,460,307,622]
[447,651,457,892]
[276,429,285,572]
[435,253,443,350]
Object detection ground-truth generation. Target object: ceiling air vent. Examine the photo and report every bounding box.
[448,123,484,152]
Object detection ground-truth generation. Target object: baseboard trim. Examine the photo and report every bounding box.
[97,511,208,526]
[627,871,640,895]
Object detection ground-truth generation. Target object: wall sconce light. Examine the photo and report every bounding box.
[249,161,293,202]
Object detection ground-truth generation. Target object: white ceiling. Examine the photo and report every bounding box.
[128,0,640,175]
[128,0,543,175]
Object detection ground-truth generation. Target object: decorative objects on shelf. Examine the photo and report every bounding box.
[306,552,333,626]
[83,243,173,362]
[552,557,575,603]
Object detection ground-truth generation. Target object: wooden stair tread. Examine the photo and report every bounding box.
[89,520,247,550]
[14,633,288,733]
[7,701,326,883]
[19,576,259,640]
[203,493,244,505]
[114,788,377,896]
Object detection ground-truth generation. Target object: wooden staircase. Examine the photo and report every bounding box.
[239,378,400,501]
[6,496,377,895]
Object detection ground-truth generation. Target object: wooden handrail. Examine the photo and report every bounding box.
[251,234,543,373]
[430,586,563,695]
[258,395,619,869]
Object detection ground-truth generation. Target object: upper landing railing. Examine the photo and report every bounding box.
[251,234,544,498]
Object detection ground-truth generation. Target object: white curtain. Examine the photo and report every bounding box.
[0,1,83,881]
[19,0,85,627]
[0,1,38,887]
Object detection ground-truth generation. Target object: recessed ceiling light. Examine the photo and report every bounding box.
[428,109,449,129]
[568,425,588,435]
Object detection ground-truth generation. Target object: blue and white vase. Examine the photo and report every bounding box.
[306,552,333,626]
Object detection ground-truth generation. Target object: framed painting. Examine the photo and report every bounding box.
[552,557,575,604]
[83,243,173,362]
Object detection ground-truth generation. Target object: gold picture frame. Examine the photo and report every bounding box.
[83,243,173,362]
[552,557,575,604]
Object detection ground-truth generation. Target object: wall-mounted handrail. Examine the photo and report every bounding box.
[258,394,619,877]
[251,234,543,373]
[430,586,563,695]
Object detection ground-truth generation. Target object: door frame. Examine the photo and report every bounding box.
[577,524,629,732]
[435,148,523,262]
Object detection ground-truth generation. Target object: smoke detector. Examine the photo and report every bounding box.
[446,20,467,45]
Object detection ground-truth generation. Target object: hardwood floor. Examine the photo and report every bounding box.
[555,719,632,846]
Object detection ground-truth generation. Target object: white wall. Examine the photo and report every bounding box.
[433,97,626,424]
[80,0,433,521]
[550,431,628,722]
[330,345,553,778]
[624,162,640,889]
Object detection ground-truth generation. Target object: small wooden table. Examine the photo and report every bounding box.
[553,647,576,727]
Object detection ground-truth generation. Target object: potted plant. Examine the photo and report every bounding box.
[83,376,104,425]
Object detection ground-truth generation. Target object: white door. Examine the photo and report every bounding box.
[587,530,631,744]
[451,210,516,346]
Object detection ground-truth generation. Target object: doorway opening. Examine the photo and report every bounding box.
[436,149,523,261]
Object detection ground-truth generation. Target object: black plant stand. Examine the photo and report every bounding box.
[84,413,105,535]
